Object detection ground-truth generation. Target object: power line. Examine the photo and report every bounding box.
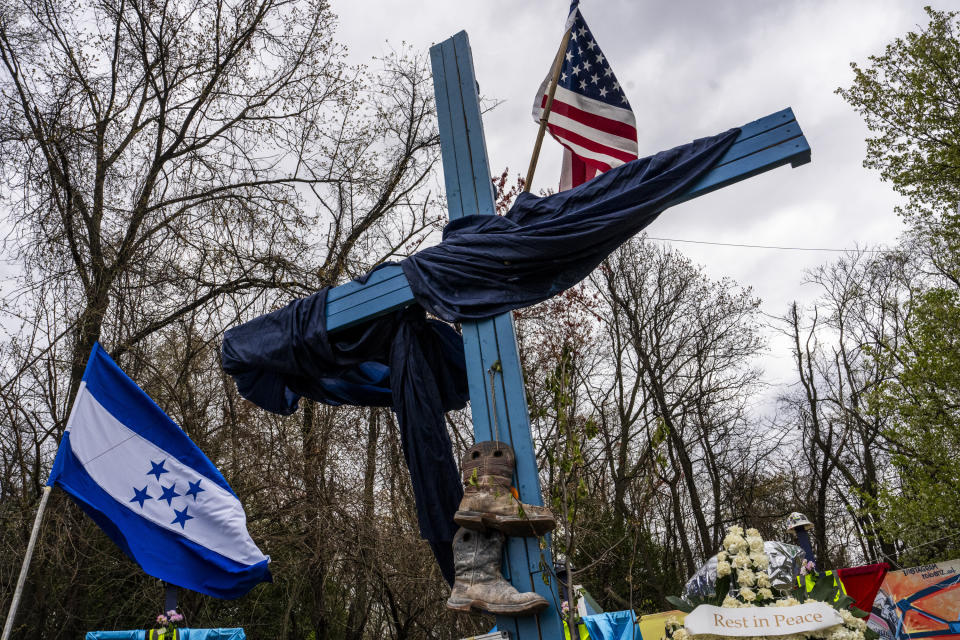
[645,236,894,253]
[869,529,960,567]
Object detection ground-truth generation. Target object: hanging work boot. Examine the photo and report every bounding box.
[446,527,549,616]
[455,441,555,537]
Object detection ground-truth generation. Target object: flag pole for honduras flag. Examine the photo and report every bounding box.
[3,344,270,639]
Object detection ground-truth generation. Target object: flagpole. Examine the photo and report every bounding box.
[2,485,52,640]
[524,26,574,192]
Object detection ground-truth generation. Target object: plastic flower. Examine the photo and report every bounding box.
[751,552,770,570]
[156,614,168,625]
[732,553,751,569]
[722,595,745,608]
[722,532,742,551]
[839,608,866,630]
[561,600,570,614]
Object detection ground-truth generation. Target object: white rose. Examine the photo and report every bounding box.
[738,569,756,586]
[740,587,757,602]
[839,610,866,631]
[717,560,732,577]
[751,552,770,570]
[756,572,771,588]
[827,627,849,640]
[723,533,746,552]
[758,587,774,600]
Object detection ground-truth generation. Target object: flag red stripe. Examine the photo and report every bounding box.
[541,95,637,140]
[578,154,612,176]
[559,140,613,173]
[547,123,637,163]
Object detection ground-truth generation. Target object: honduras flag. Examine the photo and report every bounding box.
[48,343,270,598]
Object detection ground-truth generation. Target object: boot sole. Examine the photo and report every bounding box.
[446,597,549,616]
[454,511,555,536]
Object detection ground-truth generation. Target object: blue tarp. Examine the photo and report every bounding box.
[221,129,738,582]
[222,300,467,584]
[581,611,642,640]
[85,630,245,640]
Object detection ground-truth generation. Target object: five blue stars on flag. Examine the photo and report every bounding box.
[557,10,630,108]
[130,458,204,529]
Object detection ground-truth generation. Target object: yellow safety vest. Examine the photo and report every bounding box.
[563,621,590,640]
[798,570,847,602]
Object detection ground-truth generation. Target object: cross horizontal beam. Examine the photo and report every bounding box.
[324,106,810,333]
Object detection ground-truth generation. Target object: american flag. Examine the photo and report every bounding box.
[532,2,638,190]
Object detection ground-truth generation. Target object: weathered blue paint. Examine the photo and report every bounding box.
[429,32,564,640]
[326,265,405,302]
[325,267,411,331]
[325,105,810,333]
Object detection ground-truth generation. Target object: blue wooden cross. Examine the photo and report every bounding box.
[326,31,810,640]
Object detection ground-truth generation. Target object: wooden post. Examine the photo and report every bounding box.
[431,32,565,640]
[524,27,573,192]
[2,486,52,640]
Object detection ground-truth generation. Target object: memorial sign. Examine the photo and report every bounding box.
[685,603,843,637]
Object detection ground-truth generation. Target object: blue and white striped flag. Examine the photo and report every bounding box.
[47,343,271,599]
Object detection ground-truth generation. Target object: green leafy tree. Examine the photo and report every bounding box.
[874,288,960,564]
[839,7,960,564]
[837,7,960,225]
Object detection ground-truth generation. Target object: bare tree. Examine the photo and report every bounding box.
[0,0,446,636]
[596,239,765,568]
[778,249,917,566]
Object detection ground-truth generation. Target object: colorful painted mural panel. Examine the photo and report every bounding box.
[870,560,960,640]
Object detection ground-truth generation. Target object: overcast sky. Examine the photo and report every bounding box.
[332,0,933,413]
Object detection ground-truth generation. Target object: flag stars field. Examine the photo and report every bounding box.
[534,6,638,189]
[44,343,270,598]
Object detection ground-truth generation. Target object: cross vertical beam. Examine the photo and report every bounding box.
[430,32,564,640]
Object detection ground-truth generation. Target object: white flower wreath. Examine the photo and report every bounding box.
[663,526,874,640]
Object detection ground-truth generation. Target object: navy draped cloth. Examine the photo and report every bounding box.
[221,127,739,585]
[221,291,468,585]
[402,128,740,321]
